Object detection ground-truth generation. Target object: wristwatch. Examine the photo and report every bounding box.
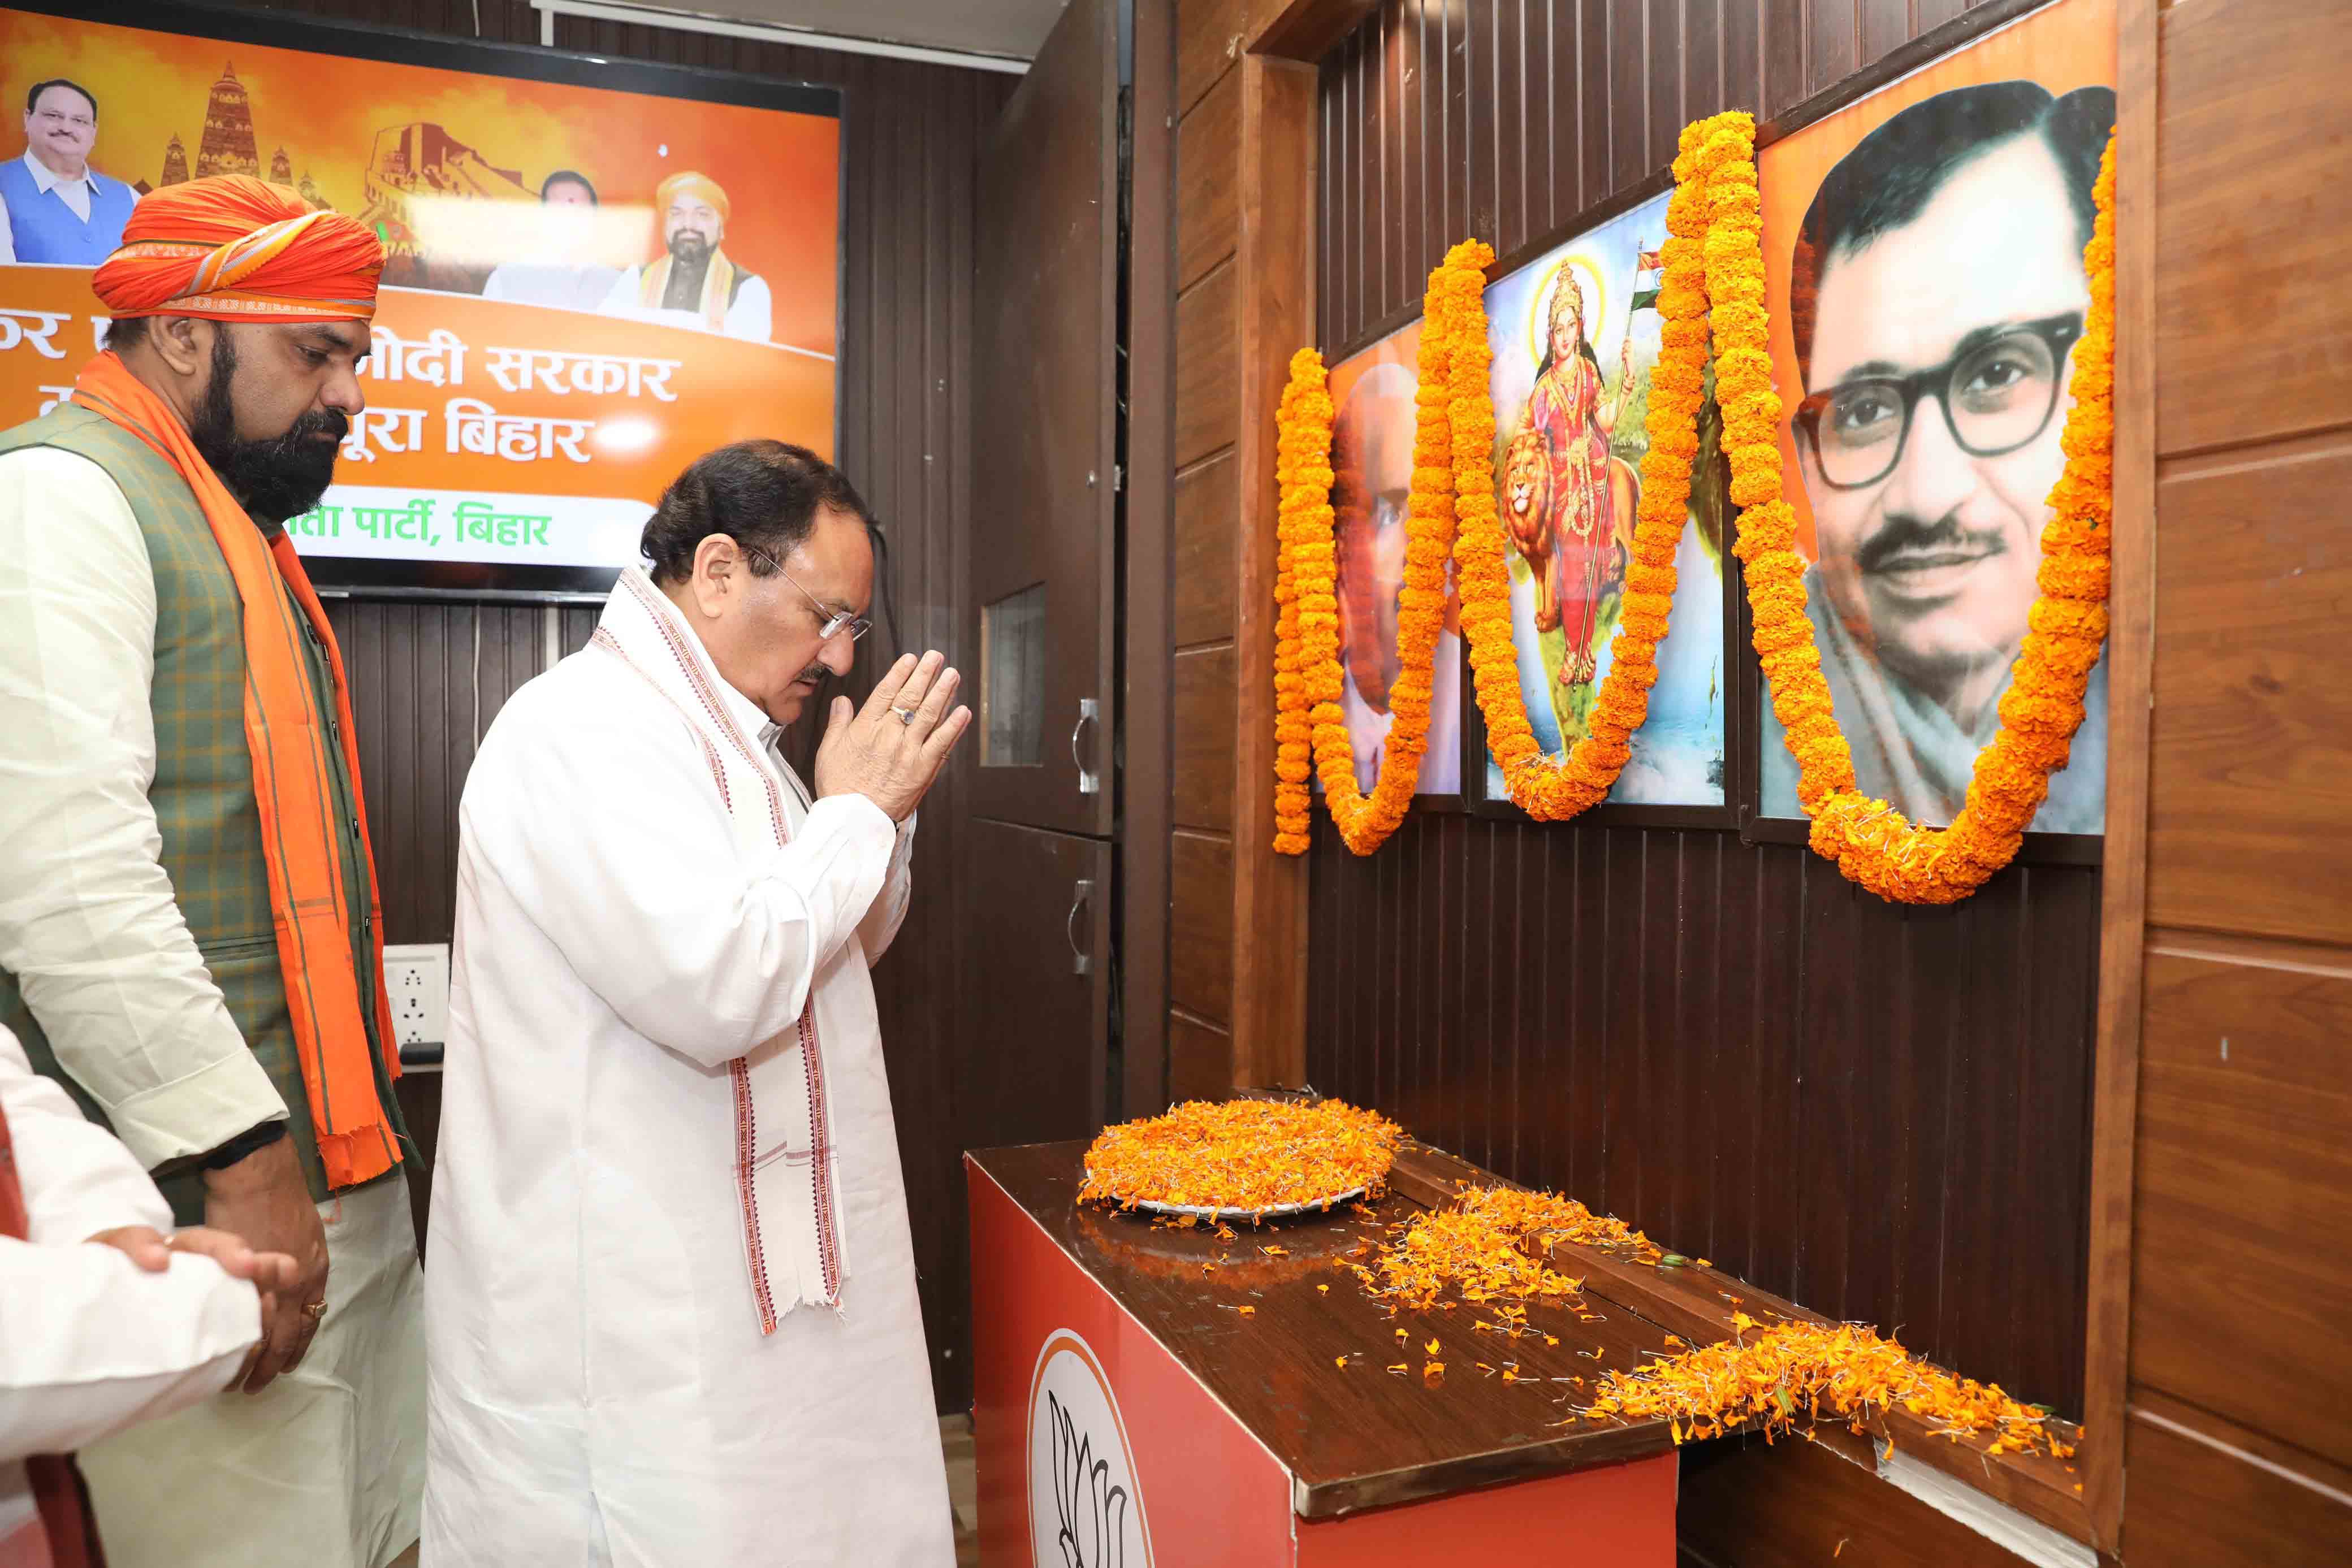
[194,1118,289,1172]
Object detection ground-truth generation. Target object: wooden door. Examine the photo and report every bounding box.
[967,0,1119,838]
[959,818,1113,1152]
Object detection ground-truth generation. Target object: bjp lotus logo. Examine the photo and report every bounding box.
[1026,1330,1152,1568]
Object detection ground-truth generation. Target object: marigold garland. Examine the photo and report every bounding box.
[1585,1318,2077,1459]
[1078,1098,1404,1216]
[1270,265,1462,855]
[1273,110,2117,903]
[1271,363,1318,853]
[1717,114,2117,902]
[1454,121,1716,820]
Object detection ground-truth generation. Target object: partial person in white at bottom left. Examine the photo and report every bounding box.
[1,1021,296,1568]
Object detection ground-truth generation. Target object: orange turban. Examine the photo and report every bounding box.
[655,171,730,226]
[92,175,384,324]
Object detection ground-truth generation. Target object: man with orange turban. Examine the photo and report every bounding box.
[597,168,773,341]
[0,175,423,1568]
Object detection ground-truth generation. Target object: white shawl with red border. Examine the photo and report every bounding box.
[588,567,844,1329]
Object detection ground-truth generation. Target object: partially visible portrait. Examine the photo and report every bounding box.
[1325,320,1463,798]
[1756,0,2116,831]
[1480,186,1727,807]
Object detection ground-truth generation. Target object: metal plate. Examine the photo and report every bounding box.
[1114,1185,1369,1222]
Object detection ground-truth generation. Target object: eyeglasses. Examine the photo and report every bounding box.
[1793,313,2084,491]
[737,539,871,642]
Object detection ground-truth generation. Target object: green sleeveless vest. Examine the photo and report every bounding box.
[0,404,401,1222]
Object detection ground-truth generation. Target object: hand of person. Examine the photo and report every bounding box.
[87,1224,301,1293]
[201,1134,329,1394]
[812,651,972,822]
[88,1224,305,1392]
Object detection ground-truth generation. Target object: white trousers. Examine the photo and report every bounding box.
[79,1173,425,1568]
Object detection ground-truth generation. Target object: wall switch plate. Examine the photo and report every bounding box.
[383,943,450,1051]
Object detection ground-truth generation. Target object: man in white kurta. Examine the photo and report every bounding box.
[423,440,968,1566]
[2,1020,296,1564]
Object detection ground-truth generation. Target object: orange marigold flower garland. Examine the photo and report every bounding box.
[1273,265,1463,855]
[1078,1098,1405,1215]
[1452,122,1715,820]
[1271,355,1321,854]
[1721,113,2118,903]
[1586,1318,2076,1459]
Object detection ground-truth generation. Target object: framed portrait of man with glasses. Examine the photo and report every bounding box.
[1753,0,2115,835]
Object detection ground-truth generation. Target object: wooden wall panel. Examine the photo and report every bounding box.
[1178,68,1244,289]
[1173,452,1239,646]
[1175,259,1241,466]
[2121,1415,2352,1567]
[2144,436,2352,946]
[2130,942,2352,1472]
[1178,0,1255,114]
[1306,818,2099,1410]
[1680,1435,2033,1568]
[1172,644,1239,833]
[1168,1010,1238,1103]
[1308,0,2102,1415]
[231,0,1012,1415]
[325,599,547,945]
[1170,830,1237,1020]
[2152,0,2352,456]
[2125,0,2352,1555]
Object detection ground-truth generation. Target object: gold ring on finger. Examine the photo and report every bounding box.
[302,1300,327,1321]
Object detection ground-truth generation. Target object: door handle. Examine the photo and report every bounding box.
[1070,698,1100,796]
[1065,878,1093,977]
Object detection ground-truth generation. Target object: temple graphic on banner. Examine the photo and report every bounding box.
[362,122,531,290]
[271,146,293,184]
[196,60,261,179]
[160,133,189,187]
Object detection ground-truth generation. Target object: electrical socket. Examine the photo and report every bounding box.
[383,943,450,1049]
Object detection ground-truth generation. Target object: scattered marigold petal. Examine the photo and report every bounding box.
[1585,1319,2070,1458]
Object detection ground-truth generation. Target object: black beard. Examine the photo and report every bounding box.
[187,333,348,526]
[667,231,712,266]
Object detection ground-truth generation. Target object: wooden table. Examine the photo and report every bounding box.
[967,1141,1680,1566]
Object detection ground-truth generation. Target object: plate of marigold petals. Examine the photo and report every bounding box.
[1078,1098,1405,1222]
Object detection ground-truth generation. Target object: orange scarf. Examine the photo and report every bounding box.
[639,248,739,335]
[69,352,400,1190]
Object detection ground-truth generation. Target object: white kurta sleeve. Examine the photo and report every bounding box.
[0,449,288,1171]
[466,703,900,1069]
[0,1238,259,1462]
[2,1023,168,1246]
[727,274,773,343]
[0,1026,261,1463]
[597,266,641,317]
[855,813,917,966]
